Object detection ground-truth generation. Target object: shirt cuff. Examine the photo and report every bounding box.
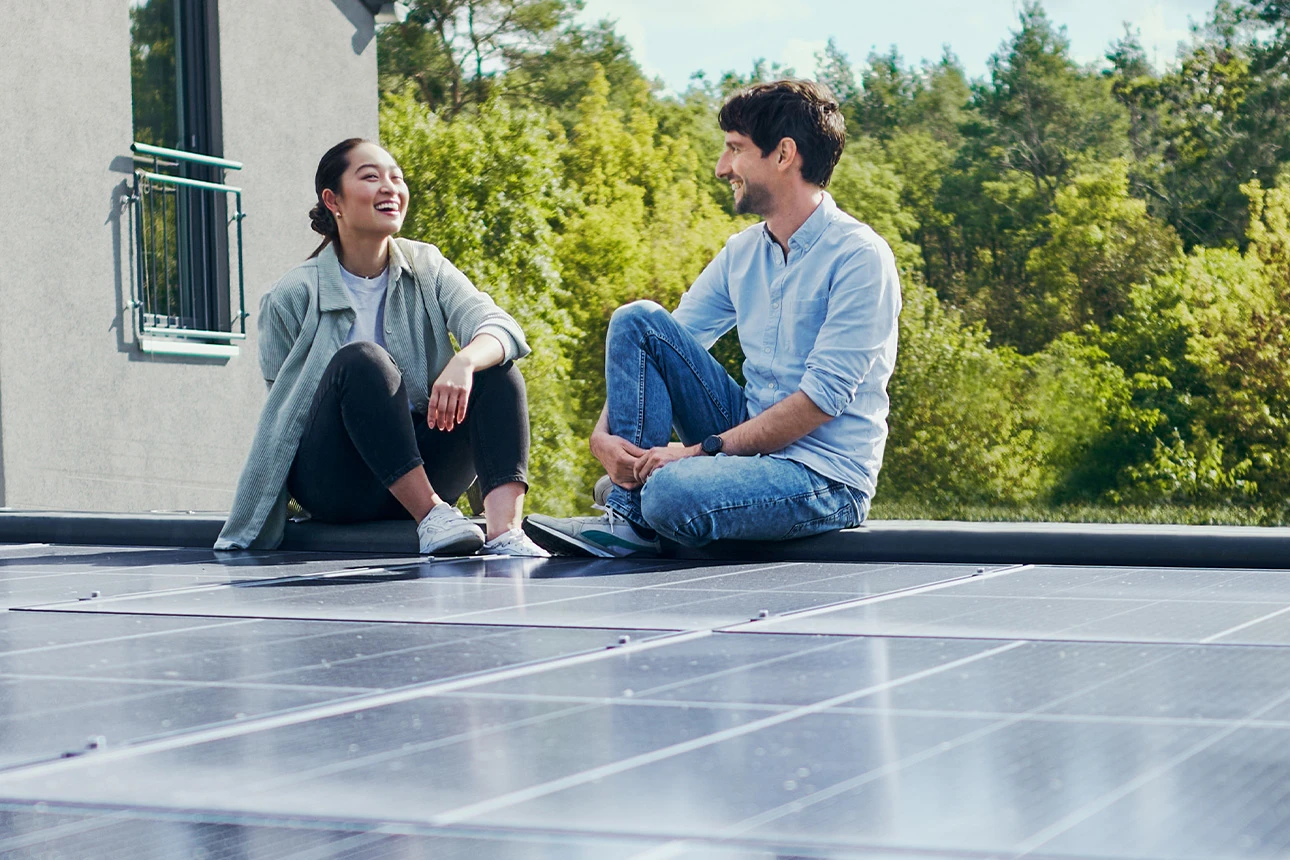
[799,369,855,418]
[474,325,520,362]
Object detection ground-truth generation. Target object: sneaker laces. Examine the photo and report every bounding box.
[591,503,619,528]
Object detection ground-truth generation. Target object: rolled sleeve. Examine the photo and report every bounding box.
[473,324,521,361]
[799,242,900,417]
[436,259,531,361]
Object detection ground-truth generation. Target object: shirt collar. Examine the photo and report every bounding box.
[760,191,835,255]
[317,239,409,312]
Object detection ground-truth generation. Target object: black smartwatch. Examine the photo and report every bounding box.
[700,434,724,456]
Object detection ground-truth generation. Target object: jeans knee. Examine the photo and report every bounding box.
[330,341,401,391]
[640,467,713,547]
[608,300,668,346]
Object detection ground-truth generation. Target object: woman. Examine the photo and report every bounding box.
[215,138,548,557]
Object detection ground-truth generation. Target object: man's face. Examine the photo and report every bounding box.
[716,131,776,217]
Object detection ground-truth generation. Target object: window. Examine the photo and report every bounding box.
[128,0,245,357]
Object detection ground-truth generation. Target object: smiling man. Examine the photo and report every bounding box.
[525,79,902,557]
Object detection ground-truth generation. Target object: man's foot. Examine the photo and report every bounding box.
[478,527,551,558]
[523,511,661,558]
[417,503,485,555]
[593,474,613,508]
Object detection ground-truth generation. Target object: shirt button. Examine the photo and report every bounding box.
[769,382,777,389]
[772,302,780,309]
[763,347,771,354]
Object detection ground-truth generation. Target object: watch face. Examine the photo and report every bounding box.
[702,435,723,455]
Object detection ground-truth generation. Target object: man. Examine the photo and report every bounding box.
[524,79,901,557]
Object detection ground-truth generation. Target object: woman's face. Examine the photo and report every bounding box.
[324,142,409,239]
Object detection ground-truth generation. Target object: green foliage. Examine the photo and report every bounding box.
[380,90,584,514]
[129,0,177,147]
[371,0,1290,522]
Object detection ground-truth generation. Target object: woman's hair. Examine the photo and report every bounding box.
[308,137,369,258]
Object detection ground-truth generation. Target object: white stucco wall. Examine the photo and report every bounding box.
[0,0,379,511]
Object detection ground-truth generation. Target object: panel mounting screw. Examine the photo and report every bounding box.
[758,609,770,619]
[617,635,631,645]
[85,736,107,751]
[975,568,985,575]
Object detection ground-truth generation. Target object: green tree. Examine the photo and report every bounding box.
[380,90,586,513]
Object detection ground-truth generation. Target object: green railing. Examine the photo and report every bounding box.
[128,142,247,355]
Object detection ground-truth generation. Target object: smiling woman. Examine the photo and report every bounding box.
[214,139,550,559]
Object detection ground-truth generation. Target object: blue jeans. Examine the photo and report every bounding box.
[603,301,868,548]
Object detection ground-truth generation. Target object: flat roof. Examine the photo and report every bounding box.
[2,538,1289,857]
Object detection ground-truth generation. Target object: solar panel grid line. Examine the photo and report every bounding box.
[428,640,1028,827]
[1202,604,1290,643]
[0,617,472,683]
[273,830,386,860]
[565,637,1264,856]
[722,564,1034,633]
[0,628,714,782]
[0,672,377,695]
[0,617,259,659]
[243,635,879,795]
[0,809,128,852]
[1013,680,1290,856]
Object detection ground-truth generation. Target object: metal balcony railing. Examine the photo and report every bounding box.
[128,142,247,357]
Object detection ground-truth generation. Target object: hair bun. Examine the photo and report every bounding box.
[309,202,336,238]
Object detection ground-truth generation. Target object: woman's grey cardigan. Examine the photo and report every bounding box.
[215,238,530,550]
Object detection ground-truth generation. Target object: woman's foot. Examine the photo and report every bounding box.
[417,503,485,555]
[478,527,551,557]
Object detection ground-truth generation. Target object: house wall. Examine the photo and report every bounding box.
[0,0,378,512]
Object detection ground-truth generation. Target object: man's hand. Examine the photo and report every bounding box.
[634,443,700,483]
[590,431,647,489]
[429,354,473,432]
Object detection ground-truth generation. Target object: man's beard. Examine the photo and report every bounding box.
[734,179,773,217]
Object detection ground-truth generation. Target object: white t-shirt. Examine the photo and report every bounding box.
[339,265,389,347]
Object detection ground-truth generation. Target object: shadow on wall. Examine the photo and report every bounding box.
[109,156,133,357]
[331,0,376,55]
[107,156,231,368]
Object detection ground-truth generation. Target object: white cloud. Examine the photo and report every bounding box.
[1133,2,1194,68]
[780,38,829,79]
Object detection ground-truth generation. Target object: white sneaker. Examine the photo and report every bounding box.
[478,528,551,557]
[417,503,485,555]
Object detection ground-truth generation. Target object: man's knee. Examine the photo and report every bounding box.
[607,300,669,345]
[639,464,714,547]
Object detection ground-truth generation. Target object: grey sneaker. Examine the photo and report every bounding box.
[478,527,551,558]
[523,509,661,558]
[417,503,485,555]
[592,474,613,507]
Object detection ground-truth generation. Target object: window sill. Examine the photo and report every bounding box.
[139,337,240,359]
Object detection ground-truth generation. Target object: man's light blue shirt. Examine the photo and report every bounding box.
[672,192,901,498]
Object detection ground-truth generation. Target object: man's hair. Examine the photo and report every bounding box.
[718,79,845,187]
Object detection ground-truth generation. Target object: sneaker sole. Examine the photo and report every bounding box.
[522,517,616,558]
[422,531,485,556]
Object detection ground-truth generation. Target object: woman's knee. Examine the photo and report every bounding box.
[328,342,402,393]
[470,360,526,402]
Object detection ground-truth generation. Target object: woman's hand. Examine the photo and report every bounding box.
[429,355,473,432]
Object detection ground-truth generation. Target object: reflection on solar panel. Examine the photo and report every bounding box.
[2,545,1289,858]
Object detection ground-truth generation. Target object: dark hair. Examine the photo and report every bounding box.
[718,80,845,187]
[308,137,369,258]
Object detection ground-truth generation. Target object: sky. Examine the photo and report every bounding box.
[575,0,1219,93]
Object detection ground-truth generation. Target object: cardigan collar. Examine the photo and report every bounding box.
[316,239,410,313]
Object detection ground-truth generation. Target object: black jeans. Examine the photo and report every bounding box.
[287,341,530,523]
